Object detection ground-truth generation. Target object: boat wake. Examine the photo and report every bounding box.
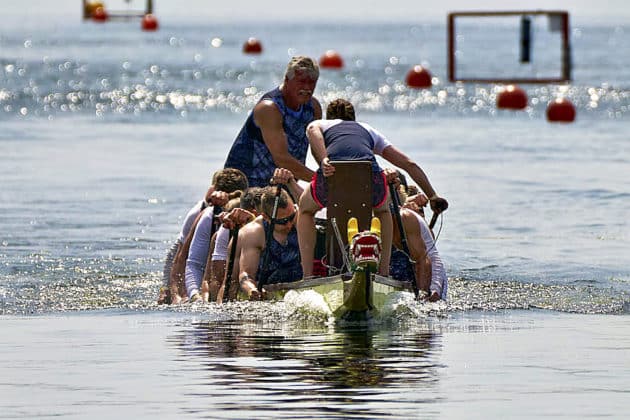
[280,289,448,325]
[2,270,628,317]
[380,291,448,320]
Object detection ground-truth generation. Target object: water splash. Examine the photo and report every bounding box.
[283,289,333,323]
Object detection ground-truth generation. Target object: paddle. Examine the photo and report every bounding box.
[389,182,420,299]
[210,204,223,237]
[221,226,240,303]
[429,211,439,230]
[256,184,282,294]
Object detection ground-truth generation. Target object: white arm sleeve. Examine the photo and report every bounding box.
[184,207,215,297]
[358,122,392,154]
[413,211,448,299]
[177,200,204,242]
[211,225,230,261]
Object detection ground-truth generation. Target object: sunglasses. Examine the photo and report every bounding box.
[274,211,296,225]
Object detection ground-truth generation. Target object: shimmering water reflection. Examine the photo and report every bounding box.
[2,312,628,418]
[171,321,443,418]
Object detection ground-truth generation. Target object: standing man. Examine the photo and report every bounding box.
[224,56,322,187]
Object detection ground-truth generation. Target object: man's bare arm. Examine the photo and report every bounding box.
[237,220,265,299]
[255,100,315,182]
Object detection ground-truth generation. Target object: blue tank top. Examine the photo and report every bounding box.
[311,121,386,208]
[224,88,314,187]
[257,221,303,284]
[325,121,381,175]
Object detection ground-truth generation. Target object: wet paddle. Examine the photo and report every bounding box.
[389,182,420,299]
[221,226,240,303]
[256,184,282,294]
[429,211,439,230]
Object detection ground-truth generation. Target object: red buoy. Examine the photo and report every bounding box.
[497,85,528,110]
[92,6,109,22]
[405,65,432,89]
[243,38,263,54]
[141,14,159,31]
[319,50,344,69]
[546,98,576,122]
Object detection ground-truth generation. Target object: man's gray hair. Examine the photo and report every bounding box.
[285,56,319,81]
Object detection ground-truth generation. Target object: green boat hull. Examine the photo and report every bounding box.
[263,273,412,321]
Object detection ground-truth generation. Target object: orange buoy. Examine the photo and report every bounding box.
[405,65,432,89]
[242,38,263,54]
[141,14,159,31]
[497,85,528,110]
[92,6,109,22]
[546,98,576,122]
[319,50,344,69]
[85,1,104,16]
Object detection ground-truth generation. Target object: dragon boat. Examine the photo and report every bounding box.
[263,161,414,321]
[160,161,415,319]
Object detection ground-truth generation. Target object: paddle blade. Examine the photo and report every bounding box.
[429,211,439,230]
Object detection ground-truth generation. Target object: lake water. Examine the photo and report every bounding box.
[1,9,629,419]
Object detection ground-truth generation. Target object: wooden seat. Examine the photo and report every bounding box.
[325,161,373,274]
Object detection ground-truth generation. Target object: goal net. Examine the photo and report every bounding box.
[447,11,571,83]
[83,0,153,19]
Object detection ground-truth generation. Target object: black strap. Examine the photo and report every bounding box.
[222,227,239,302]
[257,185,282,292]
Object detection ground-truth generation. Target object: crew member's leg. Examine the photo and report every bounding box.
[297,184,322,277]
[374,197,392,276]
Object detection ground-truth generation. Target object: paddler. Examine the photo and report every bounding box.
[159,168,248,304]
[236,170,304,300]
[390,180,448,301]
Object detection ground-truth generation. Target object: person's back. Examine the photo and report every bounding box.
[310,119,389,209]
[324,121,375,162]
[159,199,206,304]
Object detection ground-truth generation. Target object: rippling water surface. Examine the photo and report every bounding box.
[1,11,629,418]
[2,311,629,419]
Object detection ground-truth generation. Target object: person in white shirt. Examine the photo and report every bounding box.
[296,98,448,279]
